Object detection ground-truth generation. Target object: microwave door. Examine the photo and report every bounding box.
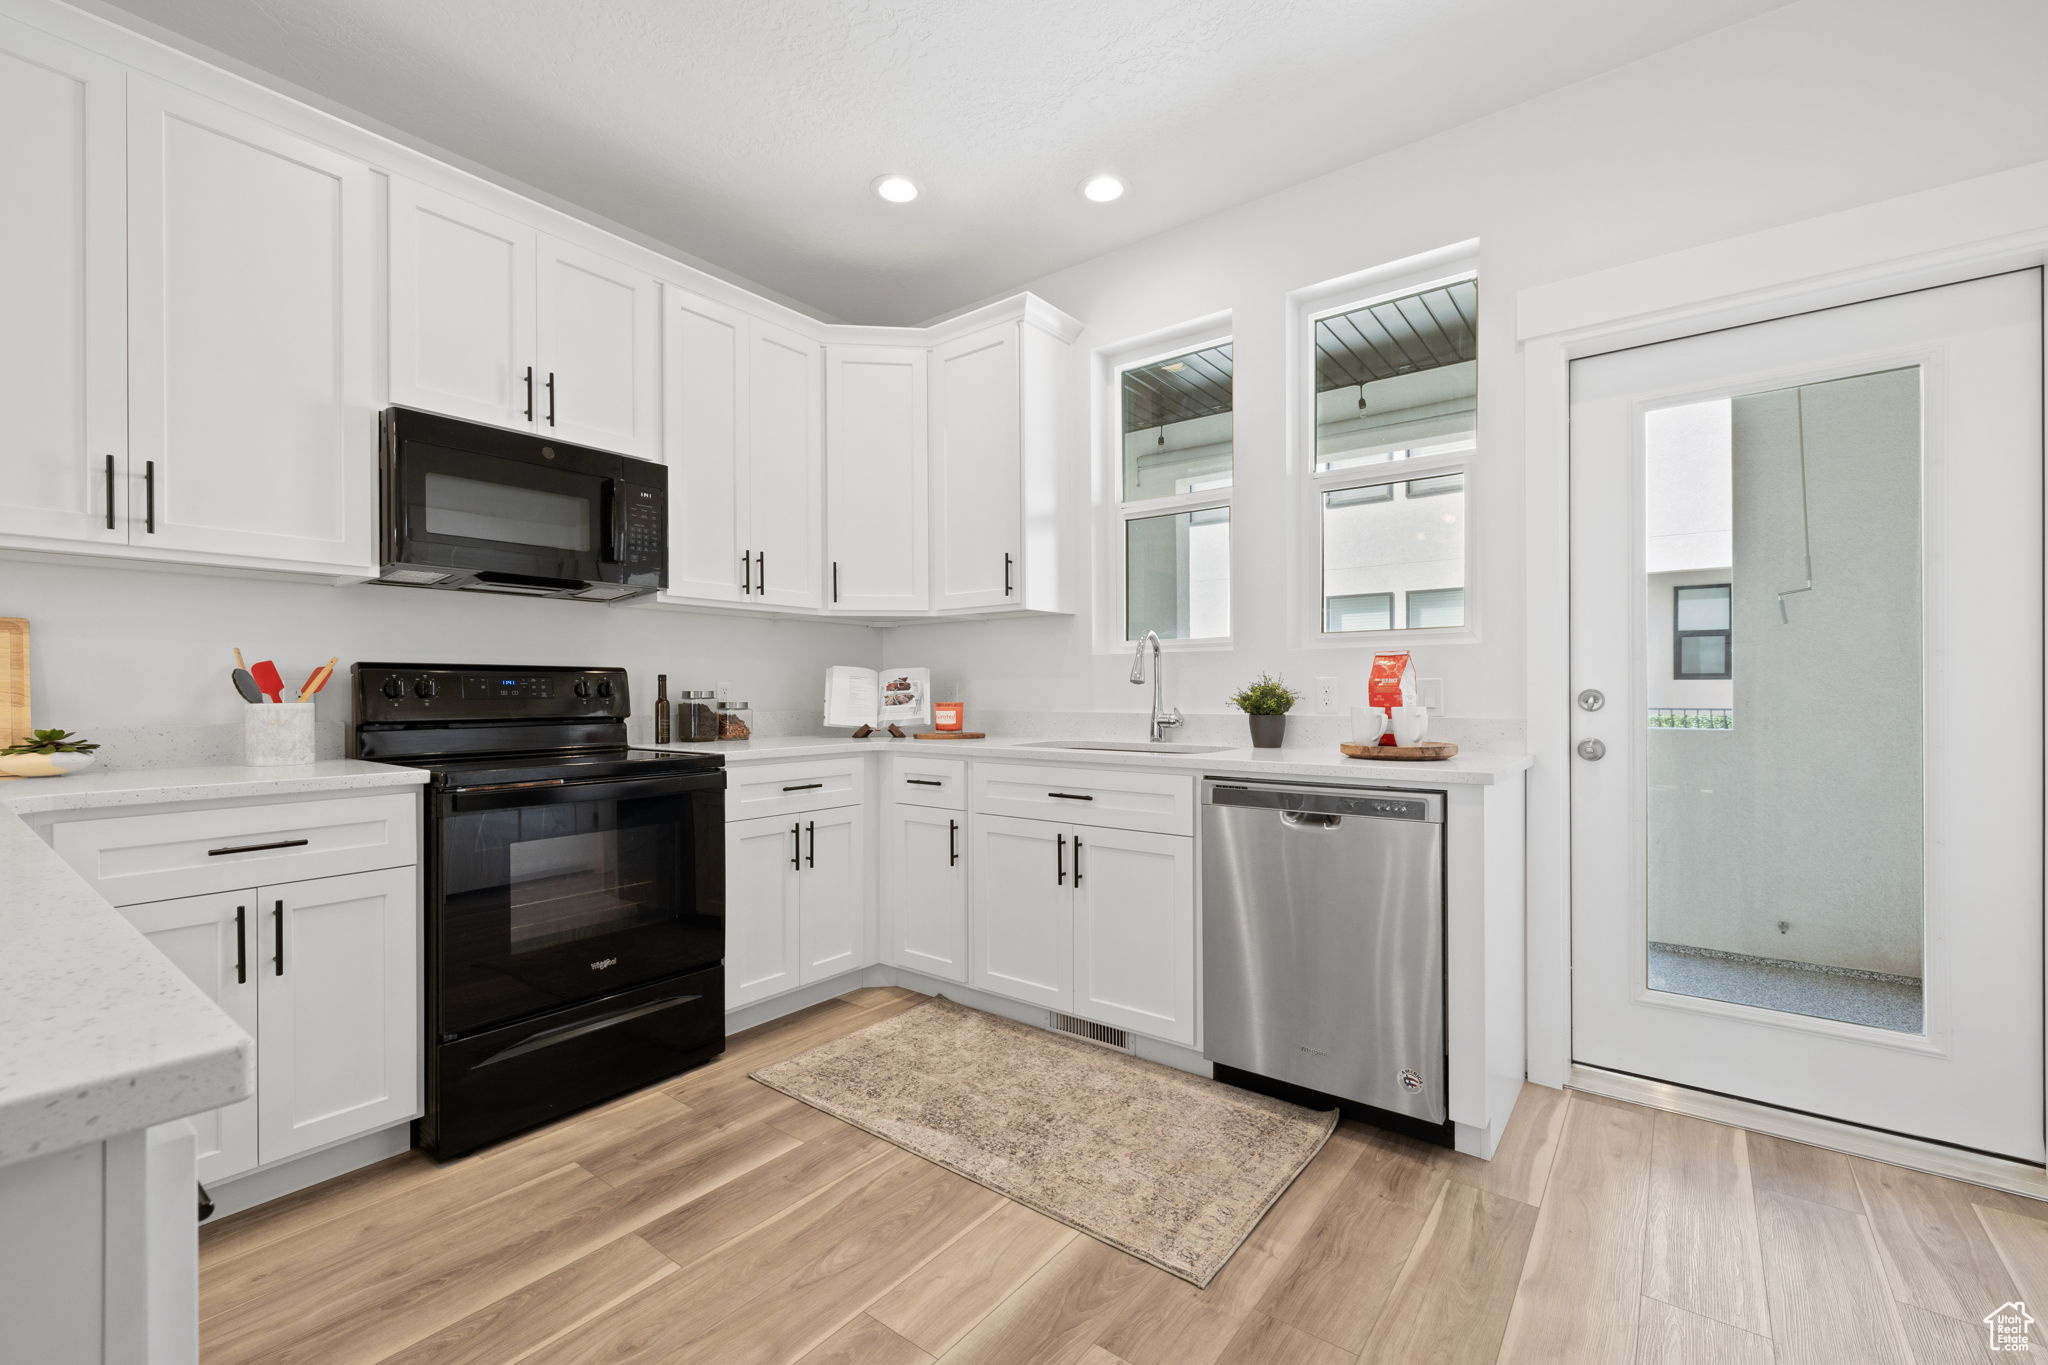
[396,442,606,583]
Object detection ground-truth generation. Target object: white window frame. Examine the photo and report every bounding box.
[1093,313,1236,653]
[1287,242,1483,650]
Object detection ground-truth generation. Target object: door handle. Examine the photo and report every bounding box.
[1003,552,1013,596]
[1577,738,1607,761]
[782,783,823,792]
[948,819,958,866]
[755,551,765,595]
[832,561,839,604]
[523,365,535,422]
[806,820,816,868]
[234,904,246,985]
[905,778,942,787]
[103,454,115,530]
[144,460,156,534]
[545,371,557,426]
[207,838,310,857]
[1047,792,1094,802]
[1073,836,1083,887]
[790,822,800,870]
[741,549,752,594]
[273,900,284,976]
[1057,832,1066,886]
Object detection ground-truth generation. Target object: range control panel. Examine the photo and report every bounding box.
[351,663,630,721]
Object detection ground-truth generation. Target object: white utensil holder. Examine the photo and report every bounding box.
[244,702,316,766]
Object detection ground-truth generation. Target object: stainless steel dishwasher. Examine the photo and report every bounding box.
[1201,778,1446,1130]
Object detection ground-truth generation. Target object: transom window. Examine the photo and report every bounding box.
[1118,340,1232,641]
[1311,277,1476,636]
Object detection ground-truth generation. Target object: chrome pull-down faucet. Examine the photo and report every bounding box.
[1129,630,1183,743]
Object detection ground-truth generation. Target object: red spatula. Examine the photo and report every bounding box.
[250,659,285,703]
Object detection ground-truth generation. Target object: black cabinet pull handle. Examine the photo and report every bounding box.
[782,783,823,792]
[1073,836,1084,887]
[1057,832,1066,886]
[949,819,959,866]
[1004,552,1013,596]
[741,549,752,594]
[144,460,156,533]
[234,905,246,985]
[755,551,765,595]
[790,823,800,870]
[272,900,284,976]
[905,778,942,787]
[523,365,535,421]
[806,820,816,868]
[1047,792,1094,802]
[545,371,556,426]
[207,838,310,857]
[104,455,115,530]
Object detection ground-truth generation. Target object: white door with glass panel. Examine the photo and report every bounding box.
[1570,271,2044,1160]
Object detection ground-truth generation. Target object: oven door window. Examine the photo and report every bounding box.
[437,790,722,1036]
[398,441,605,578]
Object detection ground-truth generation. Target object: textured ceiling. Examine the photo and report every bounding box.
[98,0,1787,323]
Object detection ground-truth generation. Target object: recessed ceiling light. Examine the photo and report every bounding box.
[872,174,919,204]
[1081,174,1126,203]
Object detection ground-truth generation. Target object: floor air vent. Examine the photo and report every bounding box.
[1048,1012,1131,1051]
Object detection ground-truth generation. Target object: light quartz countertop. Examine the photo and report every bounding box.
[644,733,1532,786]
[0,760,427,1168]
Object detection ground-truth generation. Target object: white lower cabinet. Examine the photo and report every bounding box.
[119,866,419,1182]
[968,812,1197,1045]
[725,805,867,1008]
[881,803,967,984]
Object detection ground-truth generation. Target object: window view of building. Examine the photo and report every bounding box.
[1120,341,1233,640]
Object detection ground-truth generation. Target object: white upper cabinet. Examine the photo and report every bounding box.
[746,320,825,609]
[929,325,1022,610]
[128,77,376,570]
[0,16,126,546]
[389,179,537,432]
[389,178,661,459]
[663,288,750,601]
[826,346,929,613]
[536,236,661,458]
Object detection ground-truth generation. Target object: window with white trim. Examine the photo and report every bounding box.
[1310,277,1476,636]
[1118,340,1232,641]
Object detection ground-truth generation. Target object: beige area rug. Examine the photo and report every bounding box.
[750,996,1336,1286]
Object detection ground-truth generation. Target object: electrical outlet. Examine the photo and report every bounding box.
[715,680,731,701]
[1315,677,1338,713]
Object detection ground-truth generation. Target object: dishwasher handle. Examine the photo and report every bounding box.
[1203,779,1443,823]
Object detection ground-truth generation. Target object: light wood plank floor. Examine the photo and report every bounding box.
[200,987,2048,1364]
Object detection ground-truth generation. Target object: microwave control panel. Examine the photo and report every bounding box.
[619,484,665,569]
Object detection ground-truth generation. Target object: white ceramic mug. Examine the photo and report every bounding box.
[1390,705,1431,747]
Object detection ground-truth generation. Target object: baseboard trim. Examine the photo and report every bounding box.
[204,1123,414,1222]
[1569,1063,2048,1200]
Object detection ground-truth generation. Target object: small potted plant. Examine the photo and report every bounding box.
[0,728,101,778]
[1227,674,1300,749]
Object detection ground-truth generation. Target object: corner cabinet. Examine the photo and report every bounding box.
[390,177,661,459]
[825,346,929,613]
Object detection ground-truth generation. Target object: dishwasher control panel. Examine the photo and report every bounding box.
[1204,782,1442,822]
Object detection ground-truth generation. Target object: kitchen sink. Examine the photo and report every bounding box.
[1017,740,1234,755]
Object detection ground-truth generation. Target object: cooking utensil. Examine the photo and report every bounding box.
[250,659,285,704]
[297,658,338,701]
[231,647,263,703]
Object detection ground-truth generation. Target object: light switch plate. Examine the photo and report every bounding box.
[1314,676,1338,713]
[1420,677,1444,710]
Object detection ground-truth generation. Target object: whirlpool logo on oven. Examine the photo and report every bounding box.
[590,957,618,971]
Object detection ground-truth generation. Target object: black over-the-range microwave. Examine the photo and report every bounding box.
[376,407,667,601]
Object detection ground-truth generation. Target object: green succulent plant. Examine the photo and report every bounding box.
[2,728,101,756]
[1227,674,1300,716]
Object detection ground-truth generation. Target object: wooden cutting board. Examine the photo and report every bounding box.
[1340,740,1459,761]
[1,618,27,775]
[913,731,987,740]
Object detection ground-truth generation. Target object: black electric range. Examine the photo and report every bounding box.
[351,663,726,1158]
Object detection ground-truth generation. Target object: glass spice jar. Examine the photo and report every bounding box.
[678,690,719,742]
[715,699,752,741]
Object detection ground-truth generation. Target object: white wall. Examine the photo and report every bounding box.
[5,559,876,767]
[884,0,2048,733]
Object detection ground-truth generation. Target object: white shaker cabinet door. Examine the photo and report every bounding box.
[968,814,1072,1011]
[127,78,376,570]
[536,236,661,459]
[255,868,419,1164]
[882,803,967,984]
[389,178,538,433]
[664,287,751,601]
[0,16,127,546]
[1071,827,1196,1046]
[725,814,802,1008]
[929,324,1022,610]
[797,806,866,984]
[746,320,824,609]
[825,346,929,613]
[123,891,261,1183]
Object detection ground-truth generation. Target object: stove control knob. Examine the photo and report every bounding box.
[574,678,593,700]
[596,678,614,700]
[414,677,438,700]
[380,676,405,700]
